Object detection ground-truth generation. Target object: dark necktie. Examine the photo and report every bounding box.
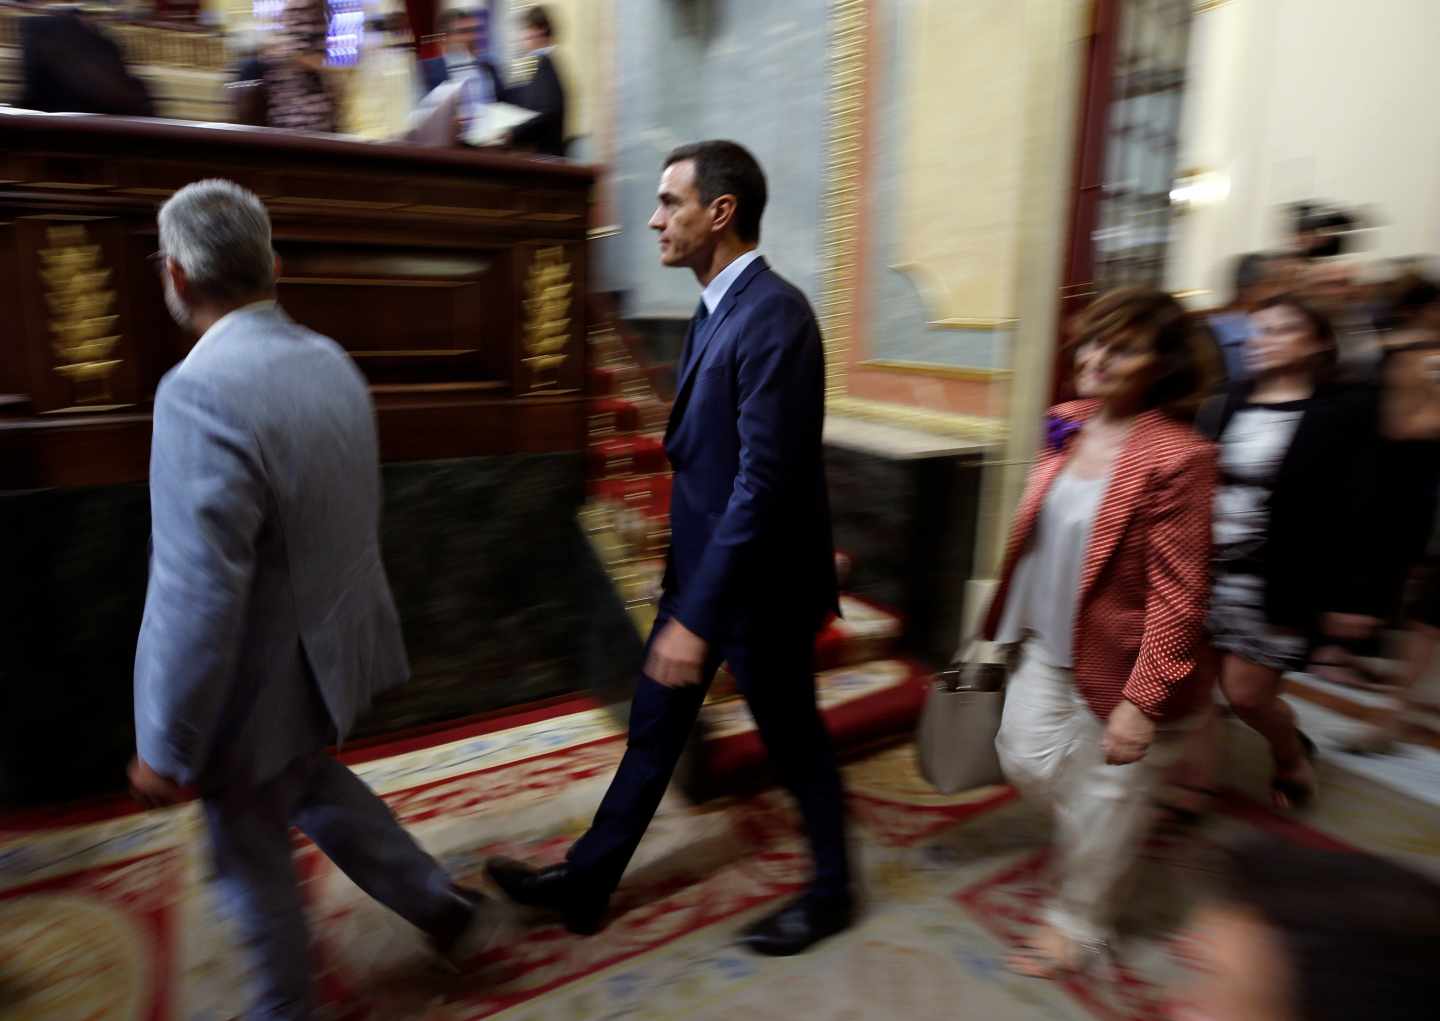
[678,298,710,380]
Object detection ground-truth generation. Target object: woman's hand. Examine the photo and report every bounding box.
[1103,700,1156,765]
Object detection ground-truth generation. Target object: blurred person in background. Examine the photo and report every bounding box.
[421,8,492,95]
[129,180,500,1019]
[1208,253,1284,385]
[1197,296,1378,811]
[443,8,486,79]
[984,288,1218,979]
[1285,202,1381,381]
[19,3,154,117]
[492,4,567,156]
[1289,201,1363,262]
[449,8,502,137]
[265,0,337,132]
[350,13,427,140]
[1339,274,1440,753]
[1311,274,1440,689]
[1178,835,1440,1021]
[1299,259,1383,382]
[227,37,272,128]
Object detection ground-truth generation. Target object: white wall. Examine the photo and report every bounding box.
[1168,0,1440,304]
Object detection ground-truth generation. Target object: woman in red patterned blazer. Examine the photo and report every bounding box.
[982,288,1219,979]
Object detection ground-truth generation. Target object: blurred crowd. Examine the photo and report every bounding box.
[11,1,570,154]
[1198,199,1440,760]
[992,199,1440,1008]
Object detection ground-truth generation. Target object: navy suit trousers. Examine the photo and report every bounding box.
[566,612,850,900]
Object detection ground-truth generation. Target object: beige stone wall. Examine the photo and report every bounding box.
[1167,0,1440,304]
[975,0,1088,574]
[894,0,1026,327]
[830,0,1087,577]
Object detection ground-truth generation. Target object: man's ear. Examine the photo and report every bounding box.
[165,256,188,301]
[709,194,738,237]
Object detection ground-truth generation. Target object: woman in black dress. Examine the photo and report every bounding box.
[1199,296,1376,808]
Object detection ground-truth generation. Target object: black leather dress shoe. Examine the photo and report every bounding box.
[737,893,853,957]
[485,857,608,935]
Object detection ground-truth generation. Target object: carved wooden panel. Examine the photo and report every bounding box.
[11,216,142,414]
[514,242,585,396]
[275,244,514,386]
[0,222,25,398]
[0,112,595,485]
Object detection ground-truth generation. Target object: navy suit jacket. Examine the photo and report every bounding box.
[661,257,840,645]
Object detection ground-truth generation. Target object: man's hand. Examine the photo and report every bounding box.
[128,756,183,809]
[1102,700,1156,765]
[645,619,708,687]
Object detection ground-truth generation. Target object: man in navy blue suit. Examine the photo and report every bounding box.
[488,140,852,955]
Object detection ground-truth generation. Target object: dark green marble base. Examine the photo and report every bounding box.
[824,444,985,666]
[0,455,639,806]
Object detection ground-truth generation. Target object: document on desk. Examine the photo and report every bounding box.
[404,79,464,147]
[464,102,539,147]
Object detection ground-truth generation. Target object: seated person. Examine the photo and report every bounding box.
[19,7,155,117]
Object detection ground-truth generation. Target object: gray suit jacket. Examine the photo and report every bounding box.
[134,304,409,790]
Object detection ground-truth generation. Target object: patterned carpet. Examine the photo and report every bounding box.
[2,699,1437,1021]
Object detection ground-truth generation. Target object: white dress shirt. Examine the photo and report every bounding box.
[701,250,762,315]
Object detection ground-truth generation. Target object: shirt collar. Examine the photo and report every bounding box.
[530,45,555,58]
[701,250,761,315]
[188,299,278,360]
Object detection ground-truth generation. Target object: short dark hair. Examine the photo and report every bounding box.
[440,8,480,31]
[1382,273,1440,331]
[663,140,768,244]
[1254,293,1339,384]
[1231,252,1274,305]
[1070,287,1219,417]
[1291,201,1361,259]
[522,5,554,40]
[1214,835,1440,1021]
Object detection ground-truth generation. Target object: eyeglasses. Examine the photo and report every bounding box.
[148,251,167,277]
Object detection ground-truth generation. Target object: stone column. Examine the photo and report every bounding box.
[971,0,1088,581]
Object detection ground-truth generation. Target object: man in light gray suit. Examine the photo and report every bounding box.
[128,179,498,1020]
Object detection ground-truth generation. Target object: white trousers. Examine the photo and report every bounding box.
[994,649,1191,946]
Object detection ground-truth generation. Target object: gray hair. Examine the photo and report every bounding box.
[158,179,275,303]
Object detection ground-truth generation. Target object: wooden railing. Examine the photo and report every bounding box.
[0,110,596,488]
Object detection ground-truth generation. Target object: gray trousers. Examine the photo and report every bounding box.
[203,751,457,1021]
